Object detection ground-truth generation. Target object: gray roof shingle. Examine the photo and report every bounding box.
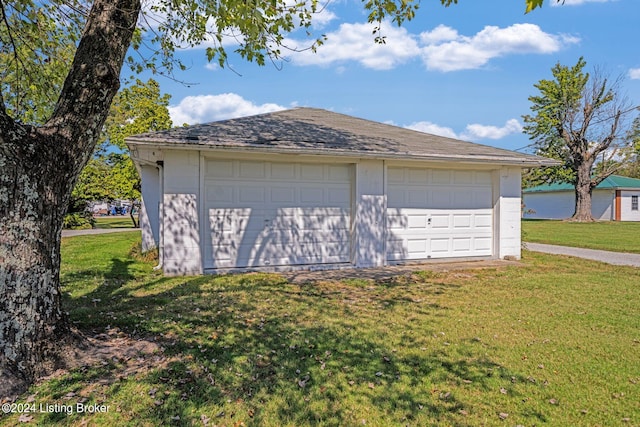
[126,107,557,166]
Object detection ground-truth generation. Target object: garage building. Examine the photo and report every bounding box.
[127,108,555,275]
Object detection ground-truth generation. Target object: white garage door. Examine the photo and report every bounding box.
[204,159,352,269]
[387,167,493,261]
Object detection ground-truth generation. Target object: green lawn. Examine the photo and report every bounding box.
[93,216,138,229]
[522,219,640,253]
[2,233,639,426]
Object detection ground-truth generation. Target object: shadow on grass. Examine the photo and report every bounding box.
[57,260,538,426]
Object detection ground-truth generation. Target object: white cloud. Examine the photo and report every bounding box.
[285,22,578,72]
[168,93,286,126]
[405,118,523,141]
[629,68,640,80]
[419,25,459,44]
[405,121,458,139]
[461,119,523,140]
[285,21,420,70]
[420,23,579,72]
[311,8,337,28]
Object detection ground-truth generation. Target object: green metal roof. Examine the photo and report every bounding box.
[524,175,640,193]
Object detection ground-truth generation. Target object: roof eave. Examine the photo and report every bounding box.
[127,139,558,168]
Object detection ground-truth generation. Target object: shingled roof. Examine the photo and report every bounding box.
[126,107,557,166]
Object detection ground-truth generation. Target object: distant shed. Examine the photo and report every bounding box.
[523,175,640,221]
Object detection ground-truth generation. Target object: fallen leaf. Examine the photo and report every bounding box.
[18,414,33,423]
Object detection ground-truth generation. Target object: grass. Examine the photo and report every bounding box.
[93,216,137,229]
[522,219,640,253]
[2,233,639,426]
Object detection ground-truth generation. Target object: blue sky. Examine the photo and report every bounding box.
[152,0,640,153]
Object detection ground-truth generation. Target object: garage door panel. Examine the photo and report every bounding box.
[475,214,492,228]
[328,187,351,204]
[430,214,450,229]
[239,161,266,178]
[388,168,405,183]
[387,166,493,260]
[452,237,471,252]
[453,214,471,228]
[474,237,492,251]
[431,170,450,184]
[206,160,234,177]
[205,161,351,269]
[239,187,266,203]
[406,214,427,229]
[454,171,473,184]
[407,239,427,254]
[300,164,324,180]
[206,185,234,204]
[270,163,296,179]
[270,187,296,203]
[432,191,451,208]
[430,238,450,253]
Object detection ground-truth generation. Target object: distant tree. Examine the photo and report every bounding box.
[612,117,640,179]
[523,58,637,221]
[70,79,172,227]
[104,78,172,227]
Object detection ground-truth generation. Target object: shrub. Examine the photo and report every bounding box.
[63,212,95,230]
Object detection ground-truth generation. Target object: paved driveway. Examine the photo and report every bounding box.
[61,228,138,237]
[526,242,640,267]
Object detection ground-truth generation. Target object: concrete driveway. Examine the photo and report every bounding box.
[525,242,640,267]
[61,228,138,237]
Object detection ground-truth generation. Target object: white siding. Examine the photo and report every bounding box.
[139,165,160,252]
[592,190,615,220]
[163,151,202,275]
[523,191,574,219]
[494,167,522,259]
[353,161,386,268]
[621,191,640,221]
[523,189,614,220]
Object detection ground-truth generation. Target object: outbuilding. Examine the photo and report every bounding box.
[127,108,555,275]
[523,175,640,221]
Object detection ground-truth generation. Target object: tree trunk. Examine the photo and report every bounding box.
[571,158,596,222]
[130,210,139,228]
[0,0,140,396]
[0,130,74,395]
